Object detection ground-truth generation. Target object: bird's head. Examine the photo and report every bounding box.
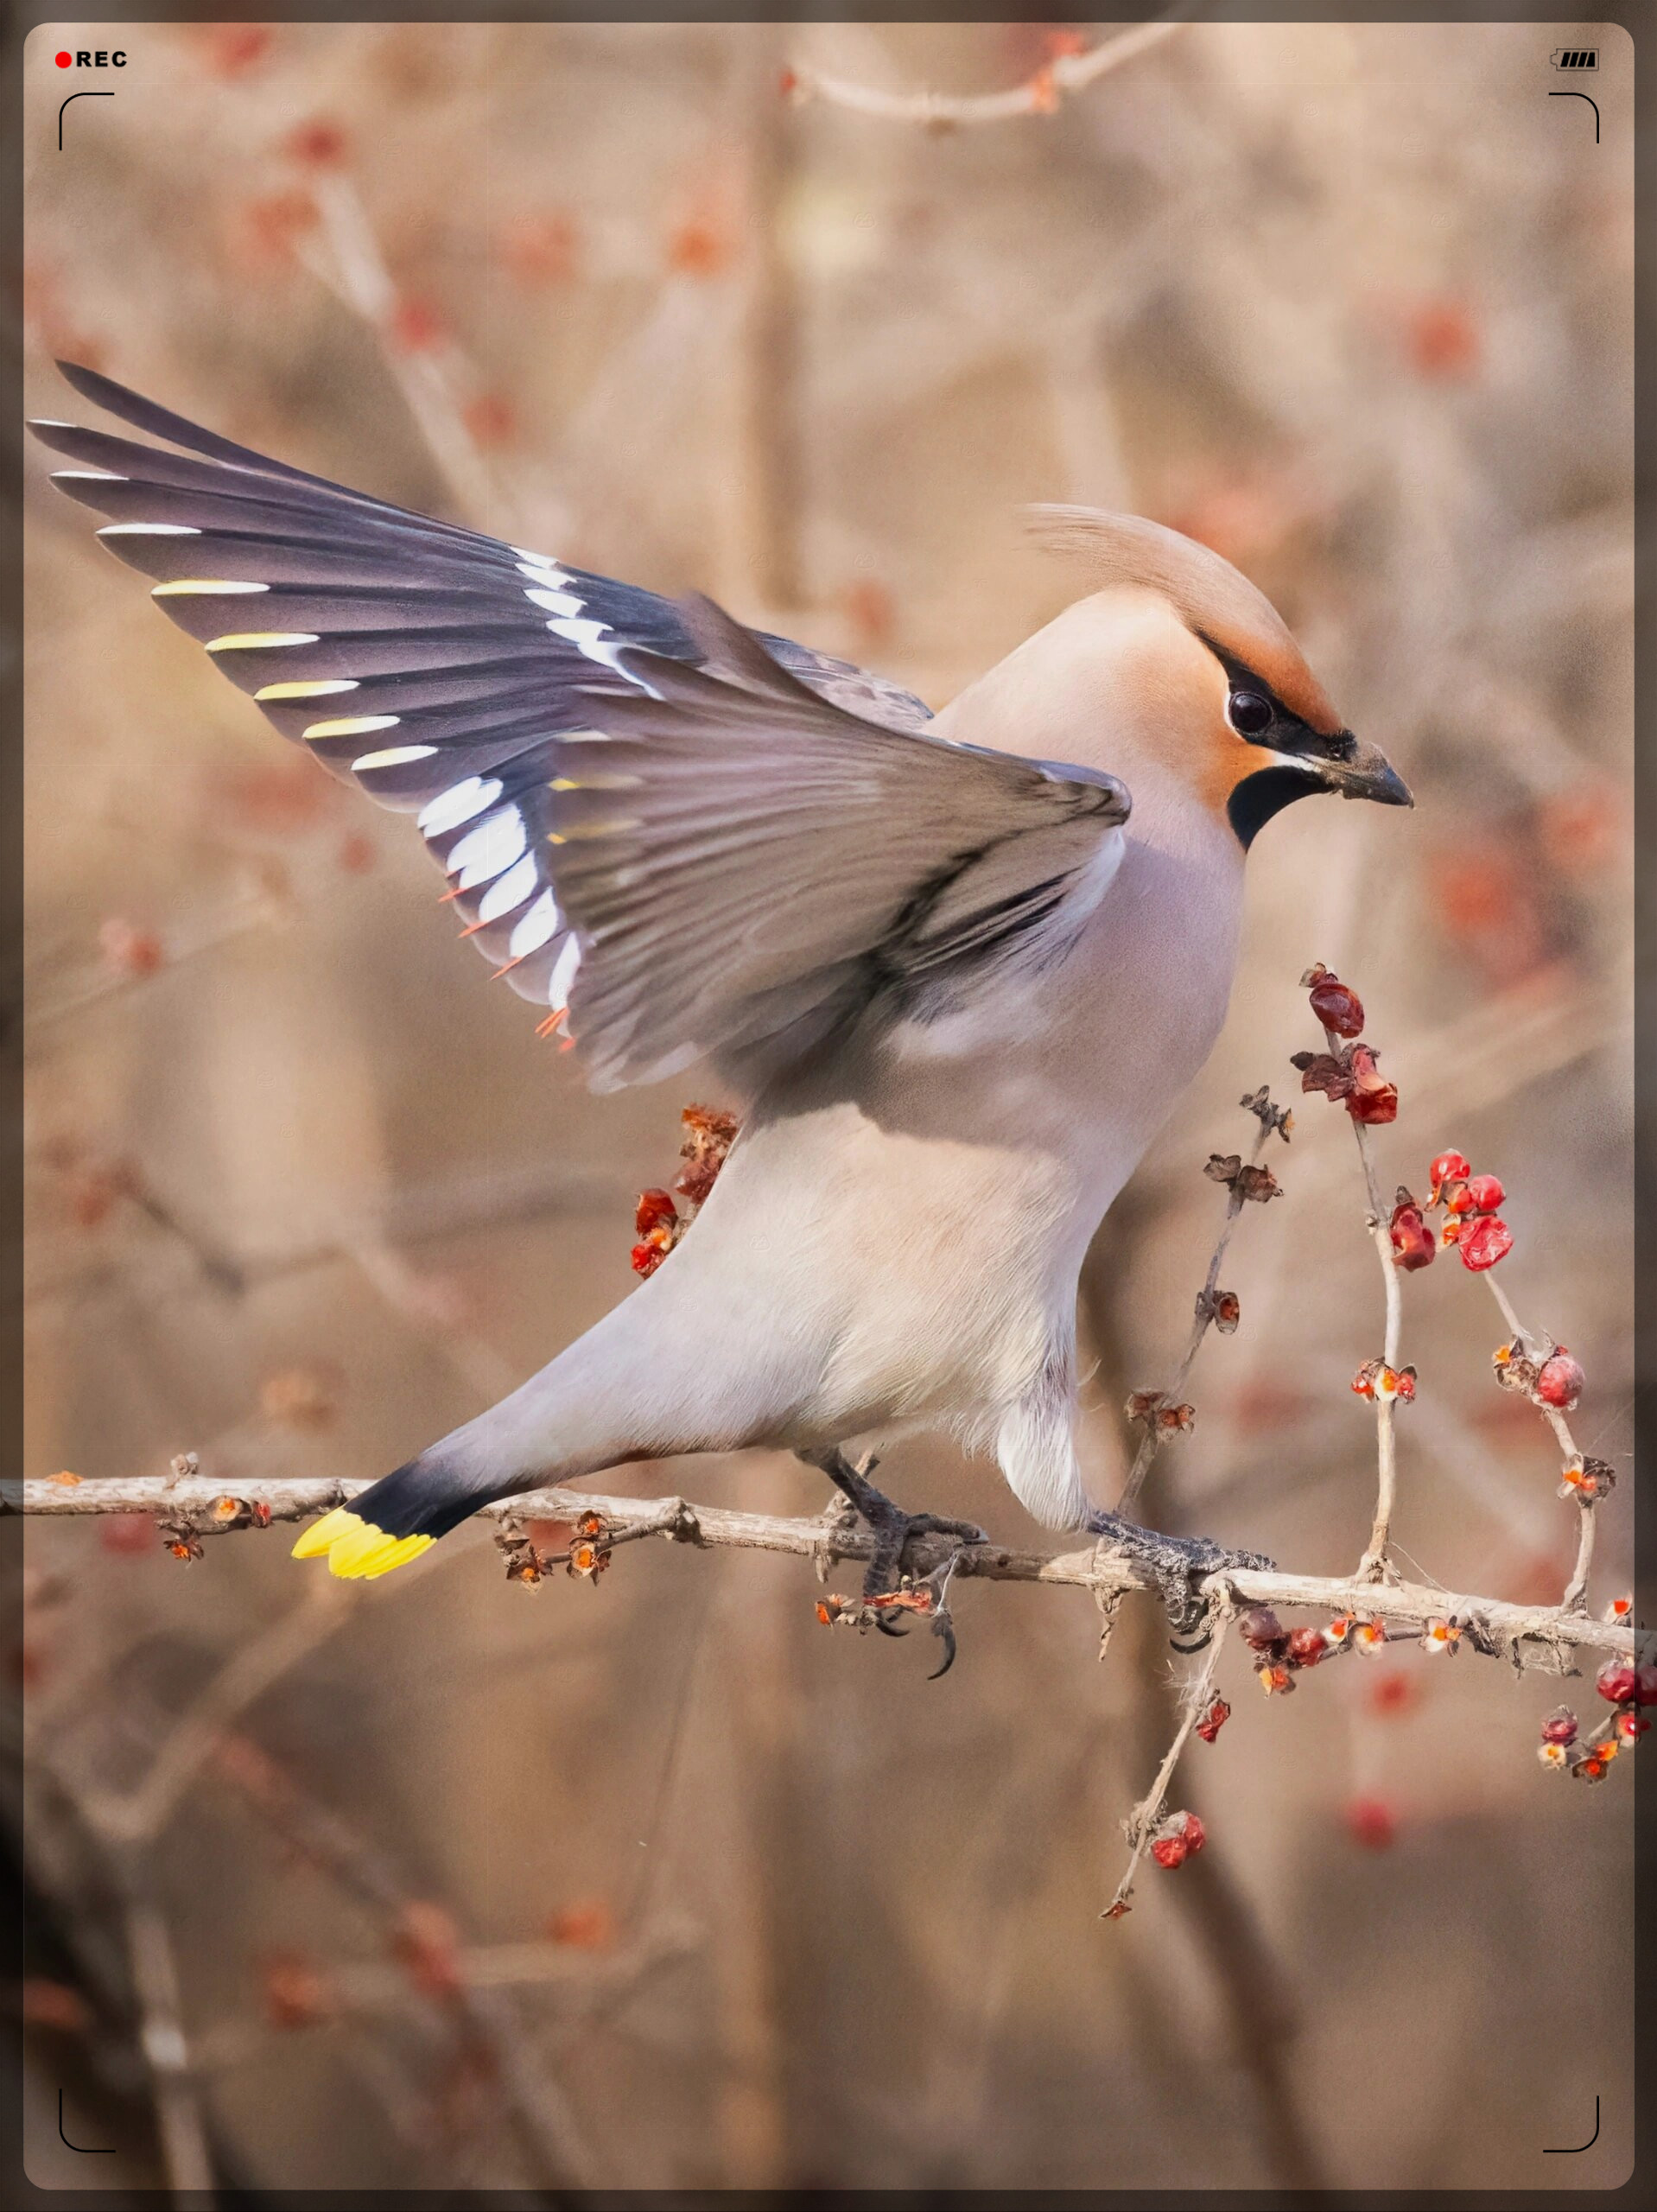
[1025,505,1412,848]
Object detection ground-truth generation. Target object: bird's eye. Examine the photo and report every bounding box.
[1227,690,1273,739]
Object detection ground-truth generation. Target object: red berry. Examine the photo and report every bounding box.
[1463,1173,1505,1214]
[1636,1666,1657,1708]
[634,1188,679,1236]
[1238,1605,1285,1651]
[1429,1150,1470,1195]
[1309,974,1365,1037]
[1389,1201,1437,1271]
[1287,1625,1327,1668]
[1614,1710,1648,1742]
[1540,1707,1578,1745]
[1195,1696,1230,1745]
[1343,1046,1398,1125]
[1596,1661,1637,1705]
[1533,1350,1584,1410]
[1150,1834,1188,1869]
[1458,1217,1514,1271]
[1445,1182,1476,1215]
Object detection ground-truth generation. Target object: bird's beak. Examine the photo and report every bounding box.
[1308,738,1413,809]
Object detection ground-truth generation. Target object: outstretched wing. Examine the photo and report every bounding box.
[31,362,932,1015]
[34,362,1129,1093]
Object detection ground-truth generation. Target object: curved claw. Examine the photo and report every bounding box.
[874,1611,912,1638]
[926,1617,958,1681]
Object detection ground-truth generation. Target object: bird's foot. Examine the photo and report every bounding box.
[802,1449,986,1678]
[1083,1508,1274,1649]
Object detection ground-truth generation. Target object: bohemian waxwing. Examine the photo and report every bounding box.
[33,363,1411,1644]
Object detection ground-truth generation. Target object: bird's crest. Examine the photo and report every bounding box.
[1024,504,1342,737]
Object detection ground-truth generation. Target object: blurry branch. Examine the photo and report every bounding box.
[205,1732,601,2190]
[786,21,1182,128]
[26,1153,623,1310]
[299,176,508,528]
[118,1882,216,2199]
[8,1474,1643,1669]
[187,1920,698,2076]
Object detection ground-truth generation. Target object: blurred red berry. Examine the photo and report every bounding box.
[667,219,733,280]
[389,296,445,353]
[235,188,320,268]
[21,1980,90,2033]
[1287,1625,1327,1668]
[1458,1217,1514,1271]
[1533,1349,1584,1411]
[1345,1795,1397,1849]
[1615,1711,1649,1742]
[197,25,274,78]
[98,918,164,977]
[284,117,348,168]
[462,392,516,448]
[101,1514,153,1556]
[1405,297,1481,381]
[1636,1666,1657,1708]
[839,578,896,652]
[1463,1173,1505,1214]
[498,212,581,287]
[547,1897,615,1950]
[1369,1672,1418,1717]
[261,1949,331,2029]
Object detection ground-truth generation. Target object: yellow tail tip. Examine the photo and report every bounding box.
[291,1508,433,1579]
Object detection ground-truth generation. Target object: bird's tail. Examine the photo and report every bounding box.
[290,1457,492,1580]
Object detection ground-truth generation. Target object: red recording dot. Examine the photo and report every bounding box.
[56,52,73,67]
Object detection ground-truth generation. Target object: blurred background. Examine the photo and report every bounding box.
[16,16,1634,2195]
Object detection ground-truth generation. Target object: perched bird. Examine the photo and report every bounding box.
[34,362,1410,1643]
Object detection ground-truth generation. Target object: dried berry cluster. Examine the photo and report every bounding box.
[1148,1808,1206,1870]
[630,1105,740,1279]
[1390,1148,1515,1274]
[1537,1636,1655,1780]
[1291,965,1398,1125]
[499,1509,611,1586]
[1239,1604,1353,1694]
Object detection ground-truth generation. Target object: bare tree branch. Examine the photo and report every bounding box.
[9,1474,1642,1668]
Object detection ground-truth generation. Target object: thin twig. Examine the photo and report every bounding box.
[788,21,1183,128]
[1116,1104,1280,1516]
[1103,1614,1231,1918]
[1480,1274,1602,1612]
[1315,1010,1406,1583]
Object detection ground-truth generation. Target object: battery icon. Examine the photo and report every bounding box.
[1551,49,1598,71]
